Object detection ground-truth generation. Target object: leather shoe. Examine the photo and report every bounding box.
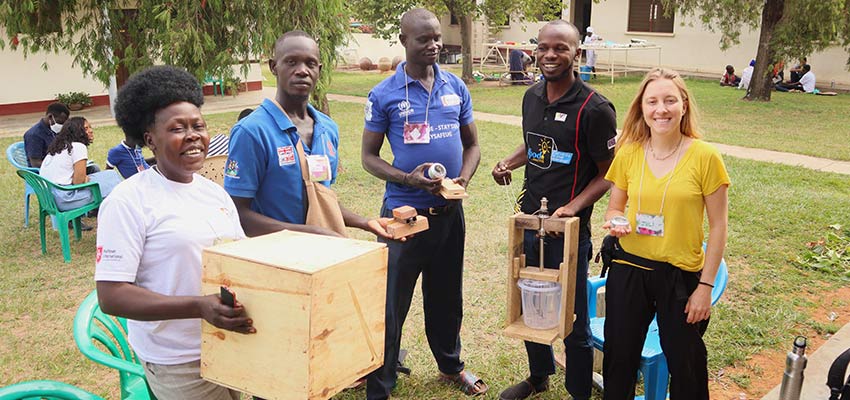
[68,221,93,232]
[499,376,548,400]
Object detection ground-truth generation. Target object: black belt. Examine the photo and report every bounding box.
[597,235,691,301]
[416,203,456,216]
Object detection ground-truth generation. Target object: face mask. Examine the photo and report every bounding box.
[49,115,62,134]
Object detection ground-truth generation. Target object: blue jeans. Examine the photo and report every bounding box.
[52,170,121,211]
[522,231,593,400]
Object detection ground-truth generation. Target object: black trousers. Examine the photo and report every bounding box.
[366,203,466,400]
[522,232,594,400]
[602,262,710,400]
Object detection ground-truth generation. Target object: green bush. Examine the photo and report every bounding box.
[55,91,92,106]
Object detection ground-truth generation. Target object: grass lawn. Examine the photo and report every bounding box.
[2,99,849,399]
[263,66,850,161]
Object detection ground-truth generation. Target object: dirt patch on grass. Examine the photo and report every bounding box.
[710,286,850,399]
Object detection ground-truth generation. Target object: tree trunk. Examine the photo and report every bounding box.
[460,14,474,84]
[746,0,784,101]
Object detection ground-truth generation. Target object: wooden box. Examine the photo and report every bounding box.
[201,230,388,400]
[504,213,579,345]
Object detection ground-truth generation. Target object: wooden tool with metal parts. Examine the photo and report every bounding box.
[440,179,469,199]
[504,198,579,345]
[386,206,429,239]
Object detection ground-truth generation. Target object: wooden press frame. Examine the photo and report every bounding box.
[504,213,579,345]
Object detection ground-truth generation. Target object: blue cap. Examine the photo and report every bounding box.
[749,59,756,66]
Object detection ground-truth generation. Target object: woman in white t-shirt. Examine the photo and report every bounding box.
[94,66,254,400]
[40,117,120,211]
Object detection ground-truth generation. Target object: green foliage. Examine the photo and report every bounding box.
[54,91,92,107]
[795,224,850,279]
[0,0,349,101]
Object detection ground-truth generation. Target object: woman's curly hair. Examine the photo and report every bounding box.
[114,66,204,144]
[46,117,90,156]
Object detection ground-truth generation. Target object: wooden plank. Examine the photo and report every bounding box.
[518,267,560,282]
[557,217,579,339]
[513,214,539,230]
[506,217,523,327]
[503,319,559,345]
[391,205,417,220]
[440,179,469,199]
[386,215,429,239]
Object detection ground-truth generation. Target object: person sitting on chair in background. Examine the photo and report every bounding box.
[23,102,70,168]
[96,65,255,400]
[719,65,740,87]
[601,67,729,400]
[106,131,156,179]
[39,117,121,217]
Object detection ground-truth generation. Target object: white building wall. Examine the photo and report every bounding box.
[0,47,109,105]
[338,33,406,65]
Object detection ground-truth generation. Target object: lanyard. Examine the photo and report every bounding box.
[637,135,683,215]
[403,65,434,125]
[123,141,143,171]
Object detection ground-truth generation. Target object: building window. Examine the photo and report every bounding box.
[450,13,459,26]
[628,0,674,33]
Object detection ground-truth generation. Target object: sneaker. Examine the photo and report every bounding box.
[499,376,549,400]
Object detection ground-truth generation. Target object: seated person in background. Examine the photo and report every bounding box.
[207,108,253,158]
[789,57,807,83]
[776,64,816,92]
[39,117,121,212]
[772,60,785,84]
[106,132,155,179]
[738,59,755,90]
[719,65,740,87]
[509,49,534,84]
[24,102,69,168]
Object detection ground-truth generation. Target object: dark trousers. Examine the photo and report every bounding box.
[366,203,466,400]
[602,262,709,400]
[523,231,593,400]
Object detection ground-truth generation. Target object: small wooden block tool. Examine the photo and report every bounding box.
[386,206,429,239]
[440,178,469,200]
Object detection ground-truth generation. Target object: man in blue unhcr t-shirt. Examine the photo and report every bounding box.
[224,30,392,239]
[361,8,485,400]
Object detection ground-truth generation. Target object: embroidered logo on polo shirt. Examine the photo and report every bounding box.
[607,137,617,150]
[96,246,103,263]
[325,138,336,157]
[526,132,554,169]
[225,160,239,178]
[397,100,413,117]
[441,94,461,107]
[277,145,295,166]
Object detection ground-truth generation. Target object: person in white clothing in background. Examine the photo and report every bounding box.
[583,26,601,77]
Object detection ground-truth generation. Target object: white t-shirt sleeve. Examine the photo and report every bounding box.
[95,195,145,282]
[71,142,89,164]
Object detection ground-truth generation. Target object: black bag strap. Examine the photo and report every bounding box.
[827,347,850,400]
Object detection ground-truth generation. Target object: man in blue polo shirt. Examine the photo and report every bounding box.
[224,30,391,240]
[23,102,70,168]
[361,8,484,399]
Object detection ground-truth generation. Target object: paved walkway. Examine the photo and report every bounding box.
[3,89,849,176]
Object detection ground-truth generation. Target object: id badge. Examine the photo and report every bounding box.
[635,213,664,237]
[306,154,331,182]
[403,122,431,144]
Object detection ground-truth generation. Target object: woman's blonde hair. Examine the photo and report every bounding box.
[617,68,701,151]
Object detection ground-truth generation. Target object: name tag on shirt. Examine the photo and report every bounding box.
[554,112,568,122]
[441,94,461,107]
[551,150,573,165]
[306,154,331,182]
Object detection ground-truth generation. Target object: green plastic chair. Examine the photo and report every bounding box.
[0,381,103,400]
[73,291,156,400]
[204,75,224,95]
[16,169,102,263]
[0,380,104,400]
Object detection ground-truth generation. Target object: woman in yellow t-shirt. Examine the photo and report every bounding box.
[601,68,730,400]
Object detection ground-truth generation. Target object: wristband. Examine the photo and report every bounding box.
[698,281,714,288]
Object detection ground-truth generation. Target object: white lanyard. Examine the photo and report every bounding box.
[123,141,143,171]
[637,136,683,215]
[403,65,434,125]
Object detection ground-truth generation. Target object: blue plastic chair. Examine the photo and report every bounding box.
[6,142,38,227]
[73,291,156,400]
[587,246,728,400]
[0,380,104,399]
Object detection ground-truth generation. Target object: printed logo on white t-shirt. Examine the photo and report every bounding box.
[277,146,295,166]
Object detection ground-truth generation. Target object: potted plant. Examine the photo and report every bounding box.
[55,91,93,111]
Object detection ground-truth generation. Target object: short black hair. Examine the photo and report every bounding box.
[46,102,70,117]
[237,108,254,121]
[114,65,204,144]
[400,8,438,34]
[274,30,315,59]
[803,64,811,73]
[541,20,581,47]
